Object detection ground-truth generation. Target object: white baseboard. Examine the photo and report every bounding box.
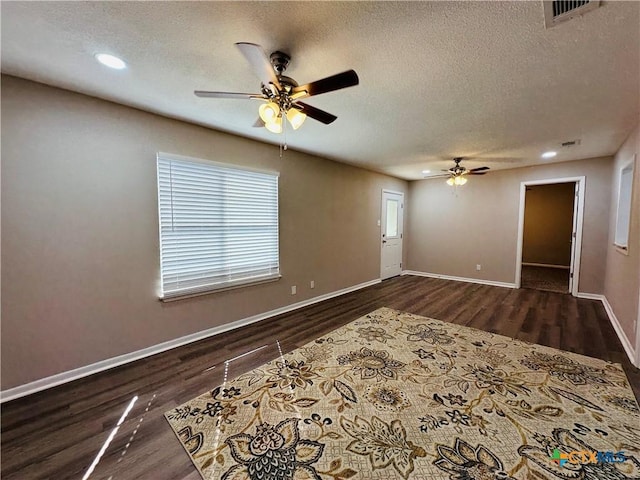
[0,278,381,403]
[522,262,570,270]
[574,292,603,301]
[576,292,637,368]
[402,270,517,289]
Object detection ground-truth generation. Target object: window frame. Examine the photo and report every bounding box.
[156,152,280,301]
[613,154,635,255]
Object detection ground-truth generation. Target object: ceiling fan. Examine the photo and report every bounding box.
[194,42,359,133]
[428,157,490,186]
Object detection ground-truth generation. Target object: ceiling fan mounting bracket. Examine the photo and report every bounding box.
[270,51,291,75]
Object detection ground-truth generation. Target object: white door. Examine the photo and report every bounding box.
[380,190,404,280]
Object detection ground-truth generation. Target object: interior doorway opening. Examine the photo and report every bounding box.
[521,183,575,292]
[515,177,585,296]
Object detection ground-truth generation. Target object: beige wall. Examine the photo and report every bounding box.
[1,76,408,390]
[407,157,612,292]
[604,123,640,344]
[522,183,575,266]
[2,73,634,392]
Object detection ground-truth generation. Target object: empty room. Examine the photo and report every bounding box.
[1,2,639,479]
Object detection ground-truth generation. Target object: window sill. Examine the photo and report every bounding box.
[614,244,629,256]
[160,275,281,302]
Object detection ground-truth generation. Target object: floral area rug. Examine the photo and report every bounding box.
[165,307,640,480]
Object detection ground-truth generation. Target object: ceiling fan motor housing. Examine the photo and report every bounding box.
[451,157,465,175]
[267,51,298,103]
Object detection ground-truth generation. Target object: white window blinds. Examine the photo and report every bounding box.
[157,153,280,300]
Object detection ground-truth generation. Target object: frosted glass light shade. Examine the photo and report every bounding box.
[447,177,455,186]
[264,116,283,134]
[286,108,307,130]
[259,102,280,123]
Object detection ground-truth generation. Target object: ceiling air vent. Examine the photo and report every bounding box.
[543,0,600,28]
[561,139,581,147]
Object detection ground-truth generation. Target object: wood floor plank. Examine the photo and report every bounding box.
[1,275,638,480]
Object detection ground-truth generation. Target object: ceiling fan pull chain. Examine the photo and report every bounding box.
[279,126,288,158]
[283,114,288,153]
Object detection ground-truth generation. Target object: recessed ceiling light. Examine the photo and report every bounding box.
[95,53,127,70]
[541,151,557,159]
[422,170,431,174]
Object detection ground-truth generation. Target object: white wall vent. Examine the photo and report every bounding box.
[543,1,601,28]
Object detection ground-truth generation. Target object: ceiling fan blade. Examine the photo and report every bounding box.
[235,42,282,90]
[468,171,488,175]
[425,174,451,179]
[469,166,490,172]
[294,102,337,125]
[194,91,262,99]
[292,70,359,99]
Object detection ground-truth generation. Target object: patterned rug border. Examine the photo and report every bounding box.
[381,308,626,370]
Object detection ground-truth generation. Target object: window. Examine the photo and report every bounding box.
[157,153,280,300]
[614,155,635,252]
[385,199,399,238]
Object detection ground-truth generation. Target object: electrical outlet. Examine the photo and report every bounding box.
[476,264,481,271]
[291,285,297,295]
[310,280,315,289]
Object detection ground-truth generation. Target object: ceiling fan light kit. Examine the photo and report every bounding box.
[447,176,468,186]
[258,101,306,132]
[195,42,359,134]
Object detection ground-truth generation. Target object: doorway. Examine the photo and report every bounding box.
[380,190,404,280]
[515,177,585,296]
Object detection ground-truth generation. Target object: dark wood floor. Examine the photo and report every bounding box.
[2,276,638,480]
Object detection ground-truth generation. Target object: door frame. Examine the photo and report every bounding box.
[636,291,640,368]
[380,189,405,279]
[515,176,585,296]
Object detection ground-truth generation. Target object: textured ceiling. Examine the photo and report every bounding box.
[1,1,639,179]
